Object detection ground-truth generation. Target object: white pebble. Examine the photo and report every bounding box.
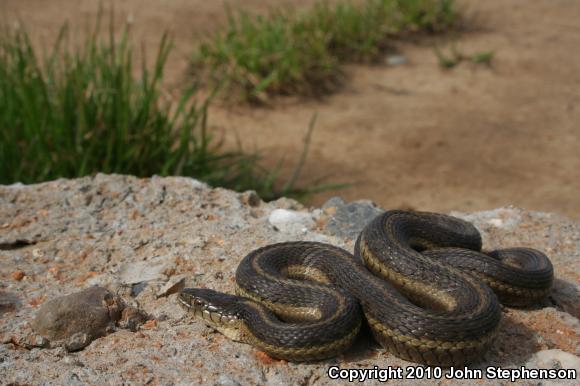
[268,209,315,234]
[526,349,580,371]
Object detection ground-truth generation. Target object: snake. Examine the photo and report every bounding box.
[179,210,553,366]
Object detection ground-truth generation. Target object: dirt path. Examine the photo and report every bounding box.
[2,0,579,219]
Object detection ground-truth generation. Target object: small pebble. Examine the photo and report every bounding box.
[11,270,25,281]
[64,332,92,352]
[118,306,148,332]
[156,274,187,298]
[385,54,408,66]
[141,319,157,330]
[239,191,262,207]
[268,209,315,233]
[216,375,243,386]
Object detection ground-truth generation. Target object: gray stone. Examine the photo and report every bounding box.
[118,255,173,284]
[31,286,124,351]
[157,274,187,298]
[215,374,243,386]
[321,196,346,210]
[322,196,383,239]
[64,332,92,352]
[385,54,408,66]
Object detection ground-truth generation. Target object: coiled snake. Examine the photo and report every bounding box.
[179,210,553,366]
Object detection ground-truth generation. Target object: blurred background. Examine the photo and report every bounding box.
[1,0,578,219]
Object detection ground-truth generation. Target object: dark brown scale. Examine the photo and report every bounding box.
[422,247,553,306]
[235,243,362,351]
[355,212,501,342]
[181,210,553,366]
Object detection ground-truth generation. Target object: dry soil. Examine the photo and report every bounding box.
[2,0,579,218]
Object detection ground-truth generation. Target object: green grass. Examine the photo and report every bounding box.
[390,0,458,32]
[0,1,462,200]
[434,41,495,69]
[193,7,341,102]
[0,19,324,200]
[193,0,459,102]
[434,42,462,68]
[470,50,494,66]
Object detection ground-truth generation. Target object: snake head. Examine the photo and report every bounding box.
[179,288,241,327]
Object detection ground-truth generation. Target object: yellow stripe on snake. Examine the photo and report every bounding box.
[179,210,553,366]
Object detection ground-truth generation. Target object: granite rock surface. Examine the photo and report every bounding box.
[1,174,578,385]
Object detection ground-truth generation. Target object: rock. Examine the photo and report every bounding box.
[239,191,262,207]
[11,270,25,281]
[216,374,243,386]
[118,306,148,332]
[268,208,315,234]
[321,196,346,212]
[0,290,18,308]
[322,196,383,239]
[524,349,580,385]
[64,332,93,352]
[156,274,187,298]
[118,255,173,284]
[526,349,580,371]
[453,207,524,230]
[23,333,50,349]
[385,54,408,66]
[31,286,124,351]
[0,175,578,385]
[130,281,148,297]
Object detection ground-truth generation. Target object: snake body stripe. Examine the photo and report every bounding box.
[179,210,553,366]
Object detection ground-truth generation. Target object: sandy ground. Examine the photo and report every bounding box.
[2,0,579,219]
